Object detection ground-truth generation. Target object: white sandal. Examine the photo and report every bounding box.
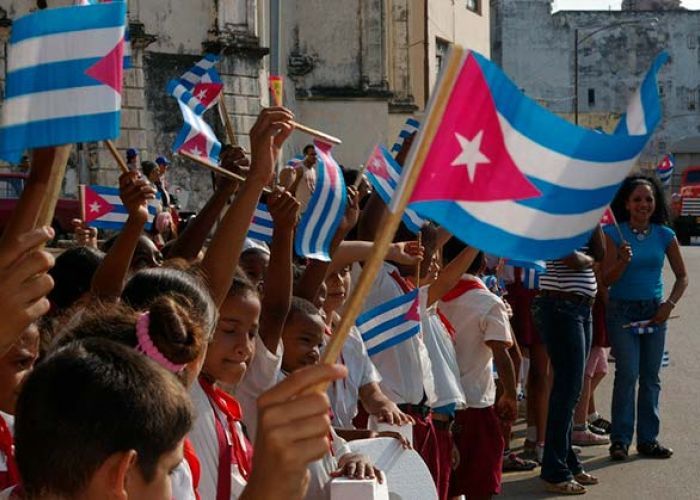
[544,479,587,495]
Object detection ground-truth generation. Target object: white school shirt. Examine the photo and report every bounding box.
[189,381,249,500]
[171,458,196,500]
[349,262,435,406]
[325,325,382,428]
[419,288,466,409]
[439,274,513,408]
[233,335,284,443]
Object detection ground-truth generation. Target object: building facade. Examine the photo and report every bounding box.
[0,0,270,209]
[279,0,490,169]
[491,0,700,191]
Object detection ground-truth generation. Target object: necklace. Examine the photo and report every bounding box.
[630,225,651,241]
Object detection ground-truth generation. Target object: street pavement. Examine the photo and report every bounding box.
[502,246,700,499]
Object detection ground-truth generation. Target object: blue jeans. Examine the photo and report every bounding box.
[532,296,592,483]
[607,299,667,447]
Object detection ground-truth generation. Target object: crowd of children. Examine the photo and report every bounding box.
[0,105,687,499]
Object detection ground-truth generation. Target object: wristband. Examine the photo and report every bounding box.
[666,298,677,308]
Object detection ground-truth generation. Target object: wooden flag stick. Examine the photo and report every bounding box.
[218,96,237,146]
[37,145,72,230]
[315,45,466,387]
[607,208,625,243]
[104,140,129,174]
[79,184,86,222]
[179,150,271,193]
[352,163,368,188]
[292,121,342,145]
[415,232,423,289]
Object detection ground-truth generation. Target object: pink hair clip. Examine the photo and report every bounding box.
[135,312,187,373]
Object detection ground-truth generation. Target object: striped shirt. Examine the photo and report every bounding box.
[539,247,597,298]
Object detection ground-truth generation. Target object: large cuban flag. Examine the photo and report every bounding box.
[294,141,347,261]
[0,2,127,163]
[365,144,428,234]
[398,48,668,261]
[356,289,421,357]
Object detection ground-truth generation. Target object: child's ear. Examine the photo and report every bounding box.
[95,449,137,499]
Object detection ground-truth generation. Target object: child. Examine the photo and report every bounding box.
[439,245,518,500]
[0,326,39,492]
[13,338,194,500]
[280,297,382,499]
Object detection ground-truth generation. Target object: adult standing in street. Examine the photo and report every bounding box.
[603,175,688,461]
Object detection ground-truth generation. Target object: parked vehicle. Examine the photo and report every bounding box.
[671,166,700,245]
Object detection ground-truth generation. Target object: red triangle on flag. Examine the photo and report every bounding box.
[367,146,391,181]
[404,293,420,322]
[192,82,223,108]
[85,38,124,93]
[179,134,208,158]
[83,186,114,223]
[411,53,540,203]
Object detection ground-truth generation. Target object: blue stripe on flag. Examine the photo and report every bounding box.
[472,51,662,162]
[6,58,103,98]
[361,314,409,342]
[0,112,120,162]
[180,54,220,89]
[366,325,421,357]
[11,3,126,43]
[167,80,206,115]
[356,288,418,327]
[516,177,621,215]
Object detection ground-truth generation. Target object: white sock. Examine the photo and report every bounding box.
[587,412,600,422]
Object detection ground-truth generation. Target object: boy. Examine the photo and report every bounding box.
[439,244,518,500]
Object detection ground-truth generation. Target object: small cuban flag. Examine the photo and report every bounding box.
[391,118,421,155]
[176,53,224,111]
[365,144,427,234]
[0,2,127,163]
[356,288,421,357]
[294,141,347,261]
[248,203,273,243]
[395,47,668,262]
[656,153,674,187]
[81,184,159,230]
[171,99,222,164]
[624,320,657,335]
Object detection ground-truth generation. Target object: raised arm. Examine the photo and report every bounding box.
[167,146,248,261]
[258,188,300,353]
[427,244,478,306]
[91,172,156,300]
[201,107,294,308]
[327,240,423,276]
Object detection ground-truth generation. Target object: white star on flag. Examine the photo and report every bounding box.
[188,146,203,157]
[196,89,208,101]
[89,201,102,213]
[451,130,490,182]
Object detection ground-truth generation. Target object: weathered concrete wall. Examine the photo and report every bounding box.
[491,0,700,177]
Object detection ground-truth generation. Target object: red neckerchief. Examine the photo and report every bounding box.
[435,309,457,343]
[198,377,252,492]
[389,270,416,293]
[183,439,201,500]
[324,324,346,389]
[441,277,487,302]
[0,414,19,491]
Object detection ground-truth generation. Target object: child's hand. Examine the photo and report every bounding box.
[0,226,55,354]
[72,219,98,248]
[387,240,424,265]
[267,187,300,231]
[249,107,294,186]
[496,393,518,423]
[337,186,360,237]
[332,453,383,483]
[216,146,250,192]
[373,400,414,426]
[119,172,156,223]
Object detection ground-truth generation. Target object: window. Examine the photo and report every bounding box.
[658,82,665,97]
[588,88,596,107]
[466,0,481,15]
[436,38,451,78]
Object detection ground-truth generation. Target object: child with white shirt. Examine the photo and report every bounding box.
[439,244,518,500]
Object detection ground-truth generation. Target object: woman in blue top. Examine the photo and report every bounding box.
[603,175,688,461]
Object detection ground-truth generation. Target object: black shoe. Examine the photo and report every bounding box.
[590,417,612,434]
[610,441,628,461]
[637,441,673,459]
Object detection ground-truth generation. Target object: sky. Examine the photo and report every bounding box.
[553,0,700,10]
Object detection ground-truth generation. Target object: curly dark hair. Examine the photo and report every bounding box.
[610,173,669,226]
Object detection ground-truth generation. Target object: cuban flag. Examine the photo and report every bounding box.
[171,99,222,163]
[248,203,273,243]
[624,320,658,335]
[167,80,207,115]
[391,118,421,155]
[365,145,427,234]
[81,184,159,230]
[75,1,131,69]
[0,2,126,163]
[656,154,674,187]
[176,54,224,111]
[395,48,668,261]
[356,289,421,357]
[294,141,347,261]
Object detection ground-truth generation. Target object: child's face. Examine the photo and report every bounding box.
[203,292,260,386]
[323,267,351,315]
[0,325,39,414]
[239,251,270,288]
[281,311,326,373]
[123,439,184,500]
